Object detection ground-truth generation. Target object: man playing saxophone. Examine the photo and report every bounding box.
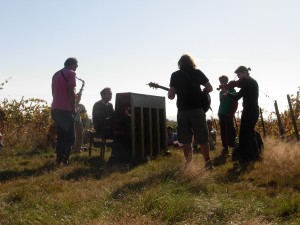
[51,57,80,166]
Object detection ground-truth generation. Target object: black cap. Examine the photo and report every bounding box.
[235,66,251,74]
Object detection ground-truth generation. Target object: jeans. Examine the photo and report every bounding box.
[238,106,259,162]
[51,110,75,163]
[219,115,236,149]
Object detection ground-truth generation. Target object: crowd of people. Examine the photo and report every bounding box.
[49,55,263,169]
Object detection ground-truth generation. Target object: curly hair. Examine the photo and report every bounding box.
[178,54,196,71]
[100,87,111,98]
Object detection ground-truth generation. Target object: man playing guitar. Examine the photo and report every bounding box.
[168,54,213,170]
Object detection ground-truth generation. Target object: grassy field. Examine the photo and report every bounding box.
[0,138,300,225]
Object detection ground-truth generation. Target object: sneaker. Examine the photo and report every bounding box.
[193,145,201,154]
[63,160,69,166]
[205,159,214,171]
[55,159,62,167]
[221,148,229,156]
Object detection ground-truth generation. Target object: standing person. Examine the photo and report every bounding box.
[218,75,238,155]
[92,87,114,139]
[51,57,79,166]
[73,103,86,153]
[221,66,260,163]
[168,54,213,169]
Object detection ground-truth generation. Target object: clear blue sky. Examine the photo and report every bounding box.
[1,0,299,120]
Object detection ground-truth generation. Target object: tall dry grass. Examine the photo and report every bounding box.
[0,137,300,225]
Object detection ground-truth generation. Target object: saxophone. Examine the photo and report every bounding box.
[75,76,85,121]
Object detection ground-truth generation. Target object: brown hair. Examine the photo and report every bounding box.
[100,87,111,98]
[235,66,251,75]
[64,57,78,67]
[178,54,196,71]
[167,125,173,130]
[219,75,229,82]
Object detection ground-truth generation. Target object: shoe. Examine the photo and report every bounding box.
[62,158,69,166]
[193,146,201,154]
[55,159,62,167]
[73,150,82,153]
[205,159,214,171]
[221,148,229,155]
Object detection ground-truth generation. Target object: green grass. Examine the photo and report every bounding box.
[0,138,300,225]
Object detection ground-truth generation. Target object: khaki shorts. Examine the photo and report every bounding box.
[177,108,208,144]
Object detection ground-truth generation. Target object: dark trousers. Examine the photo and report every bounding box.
[219,115,236,149]
[238,106,259,162]
[51,110,75,163]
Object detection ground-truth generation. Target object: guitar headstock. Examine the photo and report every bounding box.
[147,82,160,89]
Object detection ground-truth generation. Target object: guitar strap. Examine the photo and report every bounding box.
[183,70,202,93]
[183,70,211,112]
[61,69,68,83]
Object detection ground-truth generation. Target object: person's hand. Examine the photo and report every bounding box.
[75,93,81,104]
[220,85,228,95]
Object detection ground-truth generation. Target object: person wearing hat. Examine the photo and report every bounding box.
[221,66,260,163]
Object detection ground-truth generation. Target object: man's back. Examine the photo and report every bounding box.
[170,69,209,111]
[51,69,76,111]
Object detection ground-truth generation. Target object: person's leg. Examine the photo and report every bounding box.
[191,109,212,169]
[225,115,236,148]
[199,143,210,160]
[199,142,213,169]
[238,108,258,162]
[219,116,227,152]
[183,143,192,164]
[73,119,83,153]
[177,111,193,166]
[248,108,259,161]
[63,112,75,164]
[51,110,65,165]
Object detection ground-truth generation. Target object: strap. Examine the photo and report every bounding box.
[60,69,68,82]
[183,70,201,92]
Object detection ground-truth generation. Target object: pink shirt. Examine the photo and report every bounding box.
[51,68,76,111]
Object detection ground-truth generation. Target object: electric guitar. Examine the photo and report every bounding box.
[147,82,211,113]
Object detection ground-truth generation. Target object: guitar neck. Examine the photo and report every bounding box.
[157,85,170,91]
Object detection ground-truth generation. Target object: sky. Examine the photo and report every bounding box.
[1,0,299,120]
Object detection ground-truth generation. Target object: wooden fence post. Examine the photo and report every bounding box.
[259,107,266,137]
[274,100,285,138]
[287,94,299,141]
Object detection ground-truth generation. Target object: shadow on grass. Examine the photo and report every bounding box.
[61,153,147,181]
[212,153,229,167]
[0,147,176,184]
[226,162,254,182]
[110,170,178,200]
[0,145,153,183]
[0,161,55,183]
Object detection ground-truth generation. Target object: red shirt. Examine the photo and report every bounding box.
[51,68,76,111]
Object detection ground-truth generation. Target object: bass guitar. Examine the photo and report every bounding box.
[147,82,211,113]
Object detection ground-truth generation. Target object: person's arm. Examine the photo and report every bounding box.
[226,89,243,101]
[67,86,76,111]
[227,88,238,116]
[168,87,176,100]
[202,81,213,93]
